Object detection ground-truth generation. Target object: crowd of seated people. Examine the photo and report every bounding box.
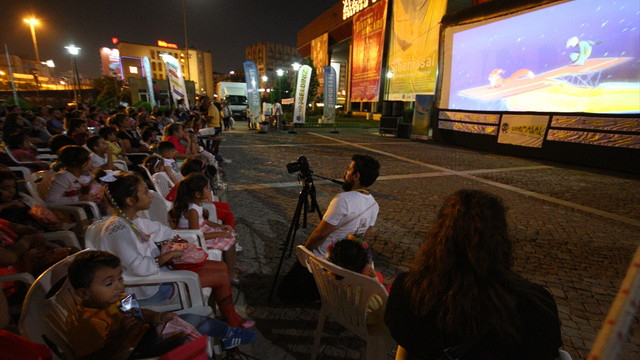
[0,100,249,358]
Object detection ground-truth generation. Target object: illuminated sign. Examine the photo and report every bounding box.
[343,0,378,20]
[157,40,179,49]
[100,47,121,77]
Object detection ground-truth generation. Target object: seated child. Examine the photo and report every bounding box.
[86,135,115,170]
[173,174,244,283]
[46,145,101,205]
[5,131,49,170]
[325,235,389,324]
[66,251,257,359]
[157,141,180,174]
[98,126,131,165]
[68,118,89,146]
[143,154,181,185]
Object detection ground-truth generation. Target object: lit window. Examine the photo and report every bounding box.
[129,66,138,74]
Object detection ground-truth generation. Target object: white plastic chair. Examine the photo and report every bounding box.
[3,147,53,166]
[9,166,31,179]
[18,249,212,360]
[84,221,213,314]
[19,191,88,237]
[25,170,102,220]
[151,172,175,198]
[138,190,222,262]
[296,245,391,360]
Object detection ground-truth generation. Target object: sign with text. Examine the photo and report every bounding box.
[498,114,549,148]
[388,0,446,100]
[293,65,313,124]
[243,61,261,123]
[160,54,188,108]
[350,0,388,102]
[322,65,337,123]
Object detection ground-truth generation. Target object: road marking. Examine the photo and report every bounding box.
[224,142,402,148]
[307,132,640,228]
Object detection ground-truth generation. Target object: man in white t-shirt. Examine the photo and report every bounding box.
[305,154,380,257]
[279,154,380,303]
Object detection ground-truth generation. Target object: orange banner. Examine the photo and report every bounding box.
[350,0,388,102]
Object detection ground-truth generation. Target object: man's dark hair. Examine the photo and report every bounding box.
[58,145,90,168]
[86,135,103,152]
[158,141,175,154]
[68,118,86,132]
[68,251,121,289]
[352,154,380,187]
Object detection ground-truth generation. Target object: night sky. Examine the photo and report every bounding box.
[2,0,337,78]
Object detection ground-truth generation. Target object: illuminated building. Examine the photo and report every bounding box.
[245,42,302,85]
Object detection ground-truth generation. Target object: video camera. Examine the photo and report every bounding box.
[286,155,312,178]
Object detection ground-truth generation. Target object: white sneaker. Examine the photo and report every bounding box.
[223,158,232,164]
[235,243,243,252]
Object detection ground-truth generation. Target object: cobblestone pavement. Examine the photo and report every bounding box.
[216,125,640,360]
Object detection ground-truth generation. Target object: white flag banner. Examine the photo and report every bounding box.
[142,56,156,107]
[161,54,189,109]
[293,65,313,124]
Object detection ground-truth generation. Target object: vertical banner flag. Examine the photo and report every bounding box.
[293,65,313,124]
[243,60,261,124]
[388,0,447,100]
[411,95,434,140]
[322,65,337,124]
[142,56,156,107]
[351,0,388,102]
[161,54,189,108]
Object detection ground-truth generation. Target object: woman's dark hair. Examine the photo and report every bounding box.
[141,129,154,143]
[163,123,181,137]
[180,157,217,178]
[173,173,209,220]
[94,169,142,210]
[48,134,78,155]
[5,131,29,150]
[404,189,549,343]
[57,145,90,168]
[328,239,369,273]
[2,113,25,141]
[107,113,128,128]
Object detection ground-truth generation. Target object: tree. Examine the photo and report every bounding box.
[270,75,292,103]
[92,76,128,107]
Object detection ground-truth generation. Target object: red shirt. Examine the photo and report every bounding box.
[164,136,186,154]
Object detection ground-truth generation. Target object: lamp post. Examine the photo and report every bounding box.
[24,18,41,103]
[386,70,393,101]
[65,45,81,104]
[182,0,190,81]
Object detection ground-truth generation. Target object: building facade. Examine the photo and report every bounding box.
[245,42,301,88]
[113,41,214,98]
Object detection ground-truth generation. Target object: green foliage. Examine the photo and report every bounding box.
[132,101,152,112]
[403,108,414,123]
[2,96,32,110]
[270,75,292,103]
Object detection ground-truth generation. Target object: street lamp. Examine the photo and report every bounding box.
[65,45,81,104]
[386,71,393,100]
[291,62,301,72]
[24,17,41,103]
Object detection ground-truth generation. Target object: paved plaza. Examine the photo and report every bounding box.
[217,125,640,360]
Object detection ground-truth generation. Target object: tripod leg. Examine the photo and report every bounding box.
[268,189,306,301]
[309,184,324,220]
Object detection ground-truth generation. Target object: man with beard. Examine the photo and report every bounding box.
[278,154,380,303]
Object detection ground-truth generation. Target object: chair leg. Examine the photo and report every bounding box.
[311,308,327,360]
[366,334,390,360]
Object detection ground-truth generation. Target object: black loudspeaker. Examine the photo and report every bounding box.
[382,101,393,116]
[379,116,401,136]
[392,101,404,117]
[397,123,412,138]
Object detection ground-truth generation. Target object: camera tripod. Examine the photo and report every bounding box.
[268,173,323,300]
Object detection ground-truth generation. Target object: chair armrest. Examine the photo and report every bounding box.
[113,160,129,172]
[175,230,222,261]
[46,204,88,222]
[36,154,56,161]
[9,166,31,179]
[123,270,206,308]
[48,201,101,219]
[42,231,81,248]
[0,273,35,286]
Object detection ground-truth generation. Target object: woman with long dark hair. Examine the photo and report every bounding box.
[384,189,562,359]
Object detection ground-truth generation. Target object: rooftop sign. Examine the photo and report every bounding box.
[157,40,179,49]
[343,0,379,20]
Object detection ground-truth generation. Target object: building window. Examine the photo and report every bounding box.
[150,51,155,60]
[139,89,148,102]
[152,62,156,71]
